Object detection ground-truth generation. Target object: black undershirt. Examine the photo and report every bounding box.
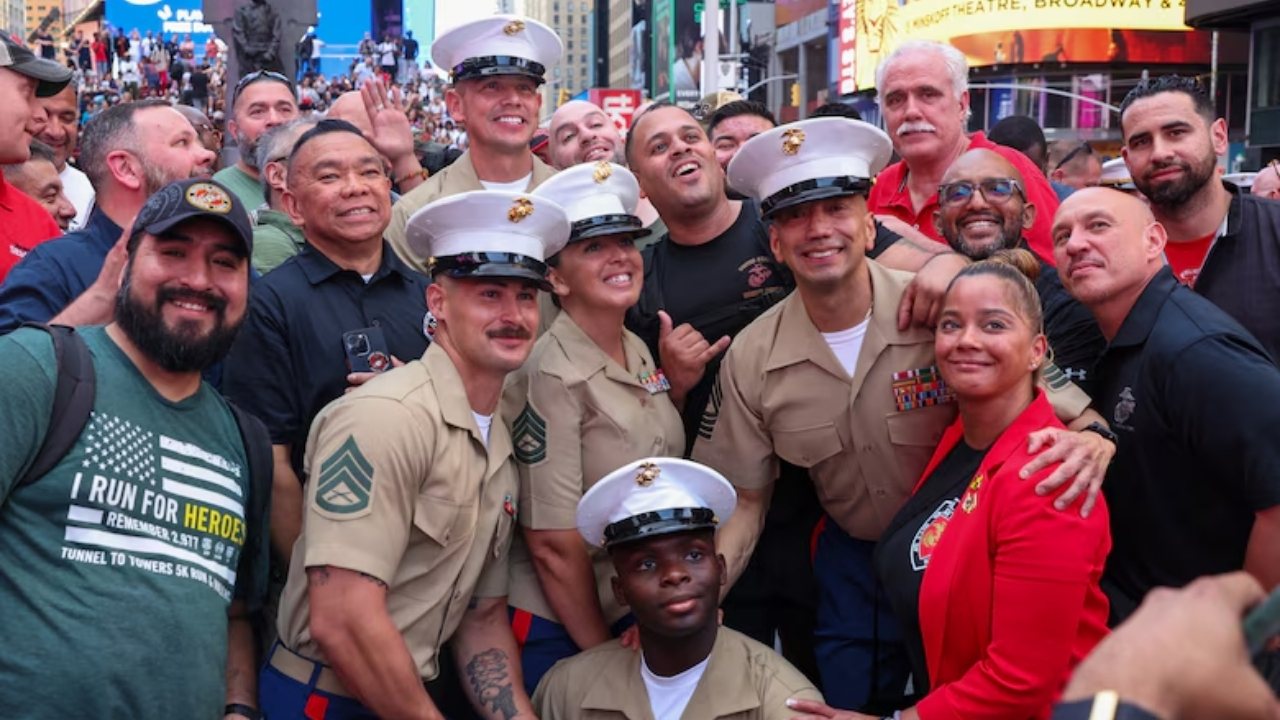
[875,441,985,693]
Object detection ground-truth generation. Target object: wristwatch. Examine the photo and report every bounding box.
[1082,421,1119,446]
[225,703,263,720]
[1052,691,1162,720]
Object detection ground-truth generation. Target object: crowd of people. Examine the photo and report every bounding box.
[0,12,1279,720]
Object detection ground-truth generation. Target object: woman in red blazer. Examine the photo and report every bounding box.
[791,252,1112,720]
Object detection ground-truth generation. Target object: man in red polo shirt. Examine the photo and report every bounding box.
[869,39,1059,264]
[0,33,73,283]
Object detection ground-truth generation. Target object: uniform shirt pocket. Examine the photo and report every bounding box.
[773,423,844,468]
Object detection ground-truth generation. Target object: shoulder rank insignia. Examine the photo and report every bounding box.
[697,372,723,441]
[512,404,547,464]
[315,435,374,515]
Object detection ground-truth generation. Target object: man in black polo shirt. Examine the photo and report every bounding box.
[222,119,430,568]
[935,148,1104,386]
[1052,186,1280,625]
[1120,75,1280,361]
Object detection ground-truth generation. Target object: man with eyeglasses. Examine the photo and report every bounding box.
[1047,139,1102,199]
[213,69,298,210]
[1119,75,1280,361]
[868,40,1061,264]
[695,117,1112,715]
[1251,160,1280,201]
[936,148,1104,385]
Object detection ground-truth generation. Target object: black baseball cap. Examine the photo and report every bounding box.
[0,31,72,96]
[131,179,254,256]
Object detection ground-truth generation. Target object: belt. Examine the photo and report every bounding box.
[267,643,352,697]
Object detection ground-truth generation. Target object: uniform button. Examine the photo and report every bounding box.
[875,488,887,497]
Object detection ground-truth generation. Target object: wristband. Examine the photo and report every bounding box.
[1082,421,1119,446]
[1051,691,1162,720]
[395,167,429,185]
[225,703,263,720]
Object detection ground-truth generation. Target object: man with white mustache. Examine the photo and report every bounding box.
[384,15,562,274]
[869,40,1061,264]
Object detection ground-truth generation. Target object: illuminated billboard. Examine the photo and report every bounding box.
[842,0,1210,92]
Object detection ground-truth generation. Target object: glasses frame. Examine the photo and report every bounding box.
[938,178,1027,207]
[1053,141,1093,171]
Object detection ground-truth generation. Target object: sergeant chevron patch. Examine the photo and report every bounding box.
[316,435,374,514]
[697,373,723,441]
[512,404,547,464]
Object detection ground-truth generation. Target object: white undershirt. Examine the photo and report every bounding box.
[472,412,493,448]
[480,174,533,193]
[641,655,709,720]
[821,316,871,377]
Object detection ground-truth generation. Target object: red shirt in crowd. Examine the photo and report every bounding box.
[1163,232,1216,288]
[869,131,1060,265]
[0,173,63,284]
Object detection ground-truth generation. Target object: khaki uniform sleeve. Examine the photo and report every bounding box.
[1040,362,1092,423]
[757,654,823,720]
[300,396,432,583]
[531,657,576,720]
[517,371,586,530]
[691,343,778,490]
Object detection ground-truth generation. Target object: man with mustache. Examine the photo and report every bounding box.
[1052,187,1280,627]
[0,99,217,334]
[213,70,299,210]
[385,15,562,273]
[0,177,270,720]
[222,119,430,583]
[935,148,1104,384]
[4,140,79,232]
[1119,75,1280,361]
[868,40,1060,263]
[260,190,568,720]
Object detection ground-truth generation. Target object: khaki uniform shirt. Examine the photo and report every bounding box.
[386,151,559,273]
[277,343,518,681]
[502,312,685,624]
[693,260,1091,541]
[533,627,822,720]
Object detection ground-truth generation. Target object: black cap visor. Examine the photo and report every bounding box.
[431,252,552,291]
[453,56,546,84]
[138,212,253,257]
[603,508,717,549]
[760,176,872,219]
[8,54,73,97]
[568,214,650,243]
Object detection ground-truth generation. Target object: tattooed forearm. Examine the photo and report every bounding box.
[307,566,332,586]
[465,648,518,720]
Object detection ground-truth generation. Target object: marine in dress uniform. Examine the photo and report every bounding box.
[693,118,1094,713]
[532,457,823,719]
[259,191,570,720]
[386,15,562,272]
[502,162,687,692]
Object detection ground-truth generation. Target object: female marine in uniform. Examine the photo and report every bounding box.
[502,162,686,694]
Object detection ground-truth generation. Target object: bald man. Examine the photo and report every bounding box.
[1253,163,1280,200]
[1052,187,1280,624]
[935,149,1103,383]
[547,100,625,170]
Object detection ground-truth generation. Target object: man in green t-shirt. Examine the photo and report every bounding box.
[213,70,299,210]
[0,178,268,720]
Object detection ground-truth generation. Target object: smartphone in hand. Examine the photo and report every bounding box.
[343,327,392,374]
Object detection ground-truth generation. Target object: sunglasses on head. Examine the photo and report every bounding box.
[233,70,292,99]
[1054,141,1093,170]
[938,178,1025,207]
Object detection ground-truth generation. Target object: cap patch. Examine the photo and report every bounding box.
[503,19,526,35]
[781,128,805,156]
[185,182,233,214]
[635,461,661,487]
[508,197,535,223]
[315,435,374,515]
[592,161,612,184]
[512,404,547,464]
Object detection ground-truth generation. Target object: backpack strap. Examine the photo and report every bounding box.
[226,401,273,614]
[19,323,96,487]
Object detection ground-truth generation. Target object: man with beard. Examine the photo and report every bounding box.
[533,457,823,719]
[936,148,1104,384]
[0,177,270,720]
[0,99,216,334]
[259,191,566,719]
[384,15,562,273]
[1051,187,1280,626]
[213,70,298,209]
[868,40,1060,263]
[223,119,430,581]
[1119,75,1280,361]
